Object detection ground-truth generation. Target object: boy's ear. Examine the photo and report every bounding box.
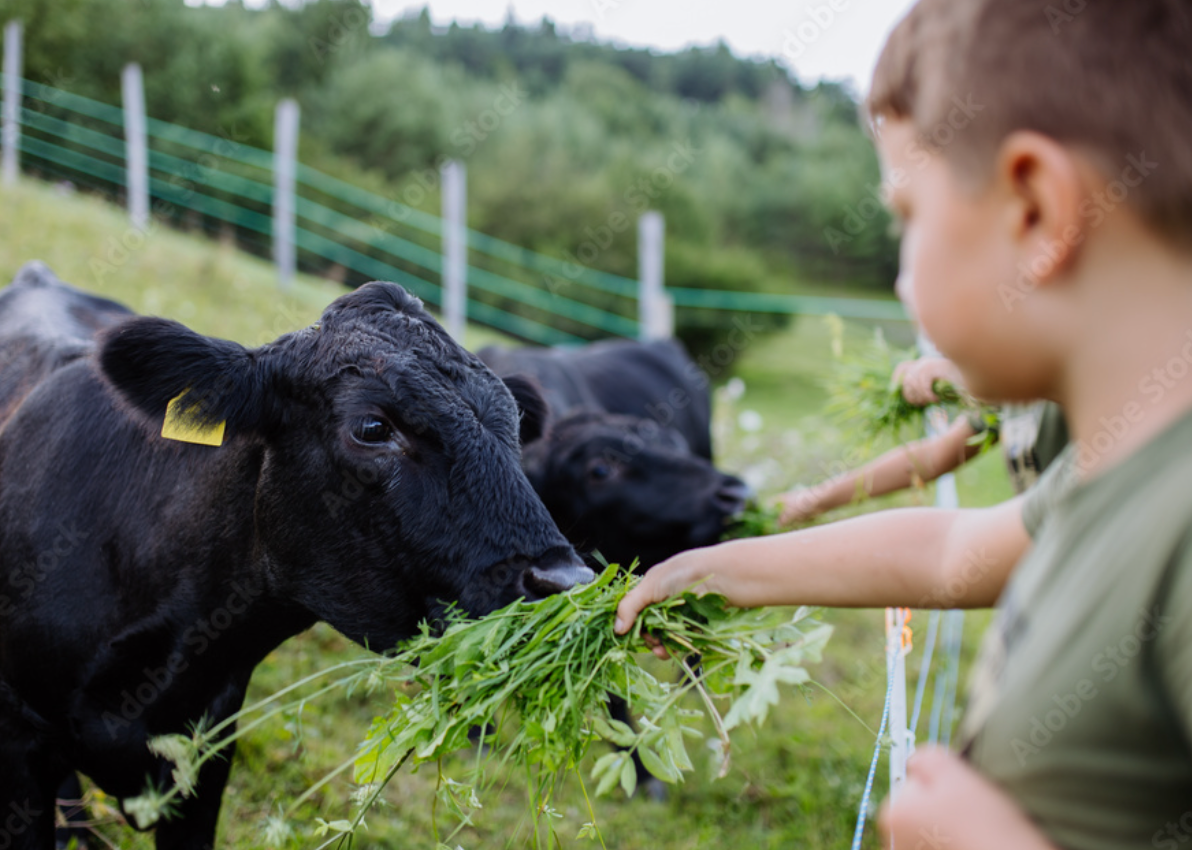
[999,130,1087,282]
[99,317,276,437]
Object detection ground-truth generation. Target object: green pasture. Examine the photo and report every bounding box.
[1,179,1010,849]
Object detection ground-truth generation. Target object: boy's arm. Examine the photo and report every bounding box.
[615,495,1028,632]
[778,418,981,524]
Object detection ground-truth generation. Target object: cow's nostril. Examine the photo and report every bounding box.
[712,478,754,516]
[522,559,595,599]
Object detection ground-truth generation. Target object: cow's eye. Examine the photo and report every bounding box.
[353,417,392,445]
[587,461,612,482]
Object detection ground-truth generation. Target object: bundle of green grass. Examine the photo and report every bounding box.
[130,564,830,846]
[822,321,996,448]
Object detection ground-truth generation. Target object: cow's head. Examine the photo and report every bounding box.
[98,282,591,649]
[523,410,752,570]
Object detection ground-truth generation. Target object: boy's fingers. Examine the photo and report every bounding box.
[777,490,817,525]
[614,582,655,634]
[877,796,893,836]
[905,746,955,782]
[642,633,672,659]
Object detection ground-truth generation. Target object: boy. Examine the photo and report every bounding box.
[615,1,1192,847]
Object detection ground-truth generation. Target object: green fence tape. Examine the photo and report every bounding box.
[145,116,274,171]
[292,225,441,305]
[147,147,273,205]
[16,77,125,126]
[465,298,584,346]
[20,108,126,160]
[19,135,126,185]
[466,228,639,298]
[294,196,444,275]
[668,287,907,321]
[150,177,273,235]
[295,163,443,238]
[468,265,637,337]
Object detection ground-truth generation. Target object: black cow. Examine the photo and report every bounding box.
[478,339,752,569]
[0,262,591,849]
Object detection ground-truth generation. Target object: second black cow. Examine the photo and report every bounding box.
[479,339,751,569]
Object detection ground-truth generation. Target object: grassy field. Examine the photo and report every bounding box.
[1,179,1011,850]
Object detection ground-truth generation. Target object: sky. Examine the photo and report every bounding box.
[365,1,918,94]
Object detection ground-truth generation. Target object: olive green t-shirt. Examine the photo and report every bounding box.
[959,408,1192,849]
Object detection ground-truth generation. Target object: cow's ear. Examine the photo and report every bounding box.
[98,317,274,436]
[502,373,548,446]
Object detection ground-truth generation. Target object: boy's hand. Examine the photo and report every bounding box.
[614,548,711,656]
[777,488,823,525]
[894,357,965,406]
[879,748,1057,850]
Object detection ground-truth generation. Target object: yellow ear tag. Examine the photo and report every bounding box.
[161,390,226,447]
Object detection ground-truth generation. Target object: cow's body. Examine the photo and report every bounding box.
[0,263,589,849]
[478,340,750,570]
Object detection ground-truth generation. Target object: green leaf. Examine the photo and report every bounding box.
[314,818,355,836]
[619,754,638,798]
[666,726,694,771]
[595,755,626,797]
[590,751,622,779]
[637,745,681,783]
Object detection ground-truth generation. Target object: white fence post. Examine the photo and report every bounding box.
[888,607,910,799]
[2,20,22,187]
[638,211,672,340]
[441,159,467,341]
[121,63,149,230]
[273,98,300,290]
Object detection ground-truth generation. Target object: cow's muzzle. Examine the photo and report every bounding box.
[712,476,754,518]
[520,551,595,600]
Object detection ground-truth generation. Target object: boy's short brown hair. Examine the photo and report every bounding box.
[868,0,1192,248]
